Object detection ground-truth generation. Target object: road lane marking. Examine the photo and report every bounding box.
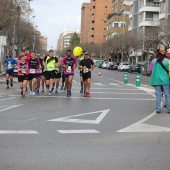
[109,83,118,85]
[48,109,110,124]
[0,104,24,112]
[0,97,16,101]
[58,130,100,134]
[0,130,39,134]
[118,123,170,132]
[9,95,155,100]
[73,80,77,84]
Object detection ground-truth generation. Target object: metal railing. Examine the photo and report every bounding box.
[141,3,160,7]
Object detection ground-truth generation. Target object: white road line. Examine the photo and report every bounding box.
[73,80,77,84]
[0,130,39,134]
[72,87,141,90]
[109,83,118,85]
[0,104,24,112]
[49,109,110,124]
[118,123,170,133]
[58,130,100,134]
[9,95,155,100]
[0,97,15,101]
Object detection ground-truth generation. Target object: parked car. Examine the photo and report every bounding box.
[140,61,151,76]
[99,60,104,68]
[102,61,109,69]
[95,60,102,68]
[113,62,119,70]
[118,63,130,71]
[108,62,114,70]
[129,63,141,73]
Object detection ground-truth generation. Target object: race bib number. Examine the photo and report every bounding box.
[66,66,71,73]
[47,66,53,70]
[30,69,35,74]
[8,63,13,69]
[21,69,26,73]
[83,68,88,73]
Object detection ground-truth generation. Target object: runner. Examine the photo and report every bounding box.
[78,52,85,93]
[36,53,43,94]
[60,57,66,91]
[79,51,95,97]
[4,51,17,89]
[44,49,58,96]
[54,56,62,94]
[41,53,46,92]
[62,49,77,97]
[17,55,29,97]
[28,51,42,96]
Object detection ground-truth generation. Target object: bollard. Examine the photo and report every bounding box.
[124,72,128,84]
[136,73,140,87]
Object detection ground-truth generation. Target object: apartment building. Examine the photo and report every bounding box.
[160,0,170,21]
[80,3,91,44]
[129,0,160,33]
[80,0,112,44]
[106,0,130,40]
[56,30,74,51]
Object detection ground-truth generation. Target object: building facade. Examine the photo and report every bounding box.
[106,0,130,40]
[129,0,160,32]
[80,0,112,44]
[80,3,91,44]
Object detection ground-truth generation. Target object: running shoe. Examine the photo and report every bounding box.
[48,92,51,96]
[86,92,90,97]
[10,82,13,87]
[61,86,64,90]
[30,91,32,96]
[55,90,58,94]
[51,88,54,93]
[7,86,9,89]
[20,91,23,96]
[37,89,39,94]
[22,94,25,98]
[67,90,71,97]
[84,92,87,97]
[80,88,84,93]
[32,91,35,96]
[41,89,44,93]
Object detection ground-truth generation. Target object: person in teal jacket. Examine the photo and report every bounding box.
[149,47,170,114]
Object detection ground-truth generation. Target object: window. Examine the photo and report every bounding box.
[121,23,126,27]
[114,23,119,27]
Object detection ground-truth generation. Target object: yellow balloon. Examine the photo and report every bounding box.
[73,46,83,57]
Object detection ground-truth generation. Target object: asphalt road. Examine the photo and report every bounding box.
[0,68,170,170]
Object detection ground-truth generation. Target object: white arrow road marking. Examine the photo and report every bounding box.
[48,109,110,124]
[0,130,39,134]
[118,123,170,132]
[0,104,24,112]
[58,130,100,134]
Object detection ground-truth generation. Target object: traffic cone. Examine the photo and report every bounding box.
[98,71,101,76]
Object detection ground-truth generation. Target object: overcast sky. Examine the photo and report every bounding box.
[31,0,89,50]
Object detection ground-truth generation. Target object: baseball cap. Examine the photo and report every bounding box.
[49,49,54,52]
[84,51,89,55]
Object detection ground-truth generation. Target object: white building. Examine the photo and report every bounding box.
[129,0,160,32]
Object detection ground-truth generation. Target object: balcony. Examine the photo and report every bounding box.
[139,18,160,27]
[139,3,160,13]
[159,12,165,19]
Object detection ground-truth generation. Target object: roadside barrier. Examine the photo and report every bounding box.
[124,72,128,84]
[136,73,140,87]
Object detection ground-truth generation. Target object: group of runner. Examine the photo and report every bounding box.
[4,49,95,97]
